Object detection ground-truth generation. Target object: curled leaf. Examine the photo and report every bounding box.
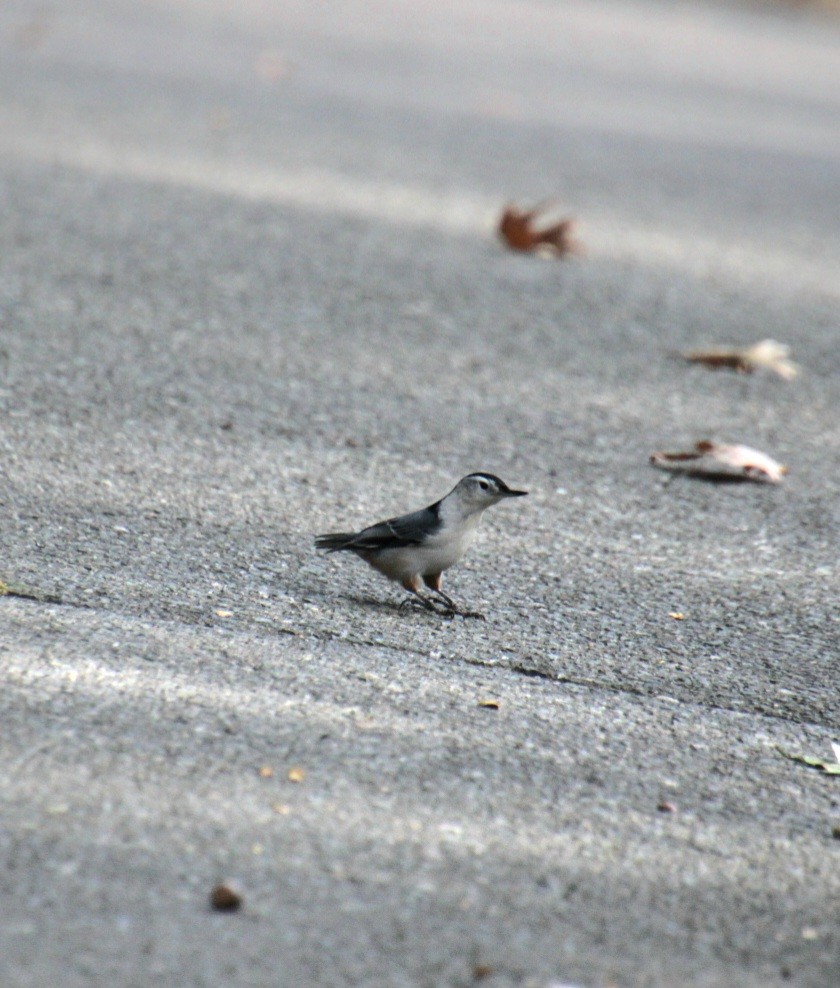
[650,441,786,484]
[498,201,581,257]
[684,339,798,379]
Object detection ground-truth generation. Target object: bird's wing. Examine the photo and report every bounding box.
[342,503,442,552]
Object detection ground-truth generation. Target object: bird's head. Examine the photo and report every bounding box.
[450,473,528,513]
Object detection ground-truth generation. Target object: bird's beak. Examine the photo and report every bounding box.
[502,487,528,497]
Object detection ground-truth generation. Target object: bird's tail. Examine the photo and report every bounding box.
[314,532,357,552]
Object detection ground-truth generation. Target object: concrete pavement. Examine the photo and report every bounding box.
[1,1,839,985]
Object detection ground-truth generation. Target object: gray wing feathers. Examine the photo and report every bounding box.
[315,505,441,553]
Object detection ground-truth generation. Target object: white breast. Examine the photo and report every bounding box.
[366,514,483,583]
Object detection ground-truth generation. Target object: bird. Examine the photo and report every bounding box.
[315,473,527,618]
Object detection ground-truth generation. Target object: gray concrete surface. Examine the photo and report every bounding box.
[1,1,839,986]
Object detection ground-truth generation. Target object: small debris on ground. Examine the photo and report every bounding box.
[498,201,581,257]
[209,882,242,912]
[683,339,798,379]
[777,746,840,775]
[650,441,786,484]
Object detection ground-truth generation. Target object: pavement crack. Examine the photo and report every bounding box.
[0,581,76,608]
[4,590,834,732]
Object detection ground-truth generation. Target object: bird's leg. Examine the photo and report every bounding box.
[422,575,485,621]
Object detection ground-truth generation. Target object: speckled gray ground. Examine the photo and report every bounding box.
[1,2,839,986]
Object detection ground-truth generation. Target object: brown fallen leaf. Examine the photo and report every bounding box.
[657,801,677,814]
[650,441,787,484]
[684,339,798,379]
[478,699,500,710]
[668,612,685,621]
[498,201,581,257]
[287,767,305,783]
[258,765,274,778]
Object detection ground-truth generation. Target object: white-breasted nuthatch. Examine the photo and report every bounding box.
[315,473,527,618]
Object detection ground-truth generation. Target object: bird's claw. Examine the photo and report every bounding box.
[439,606,485,621]
[398,596,483,620]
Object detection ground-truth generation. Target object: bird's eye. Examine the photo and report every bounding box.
[479,480,489,491]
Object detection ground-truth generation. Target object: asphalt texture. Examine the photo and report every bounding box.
[1,2,839,986]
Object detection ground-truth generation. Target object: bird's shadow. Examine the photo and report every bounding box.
[660,471,776,486]
[342,592,453,621]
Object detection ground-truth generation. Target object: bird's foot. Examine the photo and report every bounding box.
[398,595,449,617]
[439,605,486,621]
[456,608,486,621]
[398,594,484,620]
[429,590,485,620]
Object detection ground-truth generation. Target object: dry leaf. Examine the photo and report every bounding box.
[668,612,685,620]
[498,201,581,257]
[650,441,787,484]
[478,699,500,709]
[287,767,305,783]
[657,801,676,814]
[684,339,798,379]
[215,609,233,618]
[209,882,242,912]
[258,765,274,778]
[777,746,840,775]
